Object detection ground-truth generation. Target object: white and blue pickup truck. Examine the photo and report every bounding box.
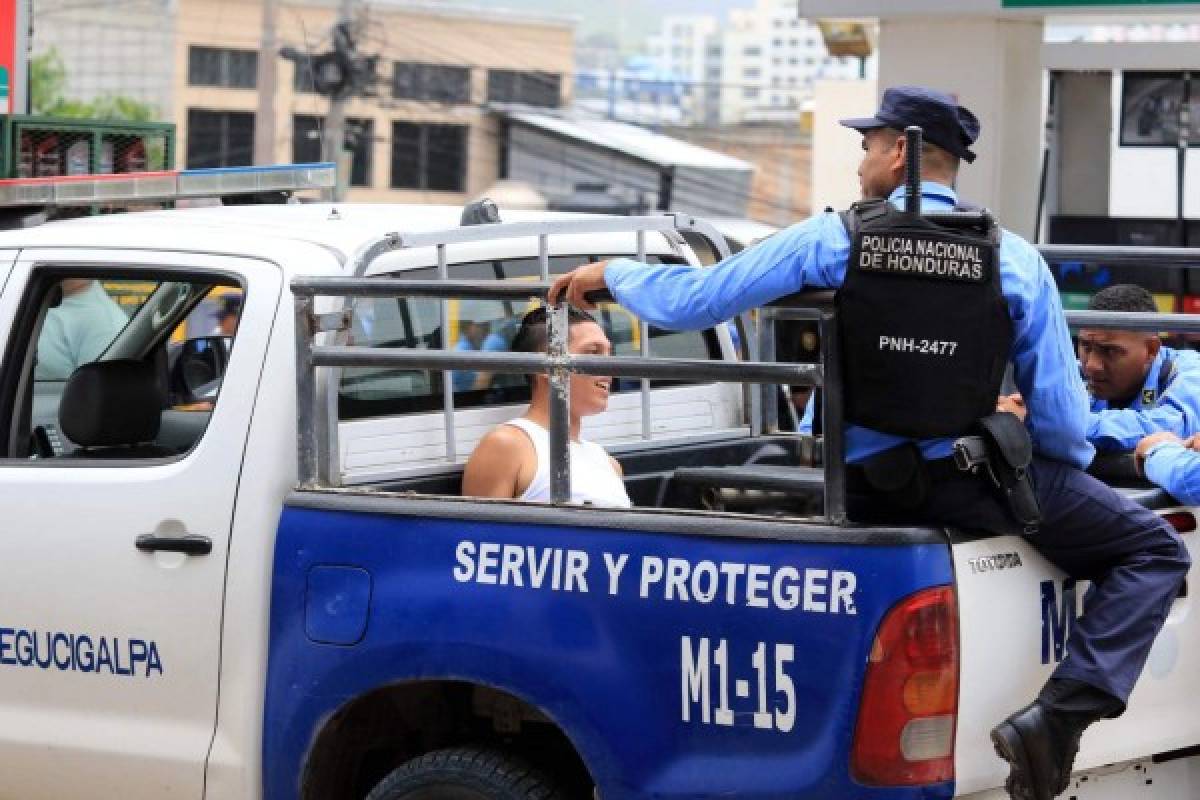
[0,164,1195,800]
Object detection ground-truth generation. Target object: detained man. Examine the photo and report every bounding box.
[1080,284,1200,451]
[462,306,631,508]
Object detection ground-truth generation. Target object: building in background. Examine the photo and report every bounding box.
[178,0,573,204]
[720,0,864,125]
[499,109,756,219]
[33,0,575,205]
[644,15,720,125]
[606,0,872,127]
[667,124,808,226]
[31,0,175,113]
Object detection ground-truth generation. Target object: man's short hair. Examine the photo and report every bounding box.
[511,305,598,355]
[1088,284,1157,314]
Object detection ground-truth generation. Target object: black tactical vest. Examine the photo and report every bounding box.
[836,199,1012,439]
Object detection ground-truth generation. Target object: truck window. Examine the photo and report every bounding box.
[338,255,721,420]
[0,270,244,461]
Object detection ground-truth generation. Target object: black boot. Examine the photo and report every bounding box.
[990,702,1085,800]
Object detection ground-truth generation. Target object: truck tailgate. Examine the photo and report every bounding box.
[265,493,956,799]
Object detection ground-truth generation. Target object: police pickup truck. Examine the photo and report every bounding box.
[0,163,1195,800]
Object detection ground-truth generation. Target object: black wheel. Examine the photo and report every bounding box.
[365,747,566,800]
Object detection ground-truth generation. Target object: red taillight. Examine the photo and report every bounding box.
[1164,511,1196,534]
[851,585,959,786]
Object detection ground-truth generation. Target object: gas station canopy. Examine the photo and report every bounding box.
[798,0,1200,17]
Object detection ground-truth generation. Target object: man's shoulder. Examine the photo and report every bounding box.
[1166,345,1200,371]
[480,422,536,450]
[997,227,1041,261]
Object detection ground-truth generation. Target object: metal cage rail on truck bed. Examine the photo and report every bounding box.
[292,206,1200,529]
[291,212,849,520]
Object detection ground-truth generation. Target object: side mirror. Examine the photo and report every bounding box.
[169,336,230,405]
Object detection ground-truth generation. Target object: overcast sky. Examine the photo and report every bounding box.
[466,0,755,45]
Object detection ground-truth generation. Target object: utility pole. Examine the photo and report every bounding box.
[281,0,375,198]
[254,0,279,164]
[324,0,355,200]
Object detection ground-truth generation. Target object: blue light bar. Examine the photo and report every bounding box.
[178,162,337,196]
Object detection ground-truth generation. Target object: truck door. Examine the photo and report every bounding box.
[0,250,281,799]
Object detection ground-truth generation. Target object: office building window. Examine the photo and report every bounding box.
[188,47,257,89]
[486,70,561,107]
[186,110,254,168]
[390,122,467,192]
[293,115,374,187]
[393,62,471,104]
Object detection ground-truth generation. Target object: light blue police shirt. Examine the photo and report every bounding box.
[605,181,1094,468]
[1144,441,1200,505]
[1088,345,1200,452]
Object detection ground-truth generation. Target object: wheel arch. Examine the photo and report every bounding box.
[300,678,599,800]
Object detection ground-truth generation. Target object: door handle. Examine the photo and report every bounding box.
[135,533,212,556]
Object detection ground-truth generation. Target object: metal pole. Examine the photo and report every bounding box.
[820,313,847,525]
[637,230,651,440]
[548,303,572,503]
[254,0,279,164]
[1178,72,1191,249]
[438,244,457,462]
[538,233,550,281]
[294,295,319,487]
[1034,72,1057,245]
[324,0,355,201]
[759,310,778,433]
[748,310,763,438]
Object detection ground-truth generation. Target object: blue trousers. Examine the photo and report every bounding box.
[851,457,1191,707]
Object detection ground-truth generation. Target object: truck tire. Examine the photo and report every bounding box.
[364,747,566,800]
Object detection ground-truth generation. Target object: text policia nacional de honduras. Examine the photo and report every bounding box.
[858,234,986,282]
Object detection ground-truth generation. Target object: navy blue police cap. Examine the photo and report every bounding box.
[840,86,980,164]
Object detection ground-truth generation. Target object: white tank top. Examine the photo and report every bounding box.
[503,418,632,508]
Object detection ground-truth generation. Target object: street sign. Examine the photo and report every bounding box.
[817,20,875,58]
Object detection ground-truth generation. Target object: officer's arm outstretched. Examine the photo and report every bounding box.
[549,211,846,329]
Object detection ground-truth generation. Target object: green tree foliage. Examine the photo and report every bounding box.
[30,49,159,121]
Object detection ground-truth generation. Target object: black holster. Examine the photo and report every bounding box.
[976,412,1041,534]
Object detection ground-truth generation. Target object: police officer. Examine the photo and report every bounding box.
[549,87,1191,800]
[1080,283,1200,450]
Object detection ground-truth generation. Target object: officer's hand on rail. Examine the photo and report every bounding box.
[1183,433,1200,452]
[1135,431,1183,475]
[996,393,1027,422]
[548,261,610,310]
[1136,431,1182,459]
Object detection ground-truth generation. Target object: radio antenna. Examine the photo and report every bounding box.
[905,126,922,216]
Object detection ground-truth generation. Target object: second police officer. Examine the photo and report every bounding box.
[549,87,1191,800]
